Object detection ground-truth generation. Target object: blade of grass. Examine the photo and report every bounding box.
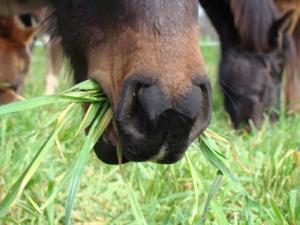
[64,104,112,225]
[198,171,223,225]
[119,159,147,225]
[46,181,55,225]
[73,103,100,138]
[0,105,75,218]
[199,136,243,191]
[185,154,200,224]
[210,200,230,225]
[289,189,298,224]
[23,191,42,214]
[41,170,72,211]
[41,105,110,211]
[199,133,254,225]
[0,123,66,217]
[0,80,104,116]
[269,198,286,224]
[66,79,101,92]
[121,177,148,225]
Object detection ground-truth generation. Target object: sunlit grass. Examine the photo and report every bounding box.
[0,45,299,225]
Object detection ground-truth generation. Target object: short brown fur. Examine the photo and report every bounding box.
[0,16,37,103]
[275,0,300,112]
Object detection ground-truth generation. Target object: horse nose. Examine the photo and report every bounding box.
[116,75,211,121]
[138,80,207,123]
[114,74,211,163]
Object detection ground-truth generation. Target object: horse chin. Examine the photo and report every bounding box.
[94,120,187,165]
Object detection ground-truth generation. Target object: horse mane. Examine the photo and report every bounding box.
[229,0,279,52]
[199,0,240,52]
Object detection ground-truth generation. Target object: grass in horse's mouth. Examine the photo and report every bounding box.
[0,79,243,224]
[102,121,118,146]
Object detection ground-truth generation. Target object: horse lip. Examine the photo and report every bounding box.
[95,122,130,164]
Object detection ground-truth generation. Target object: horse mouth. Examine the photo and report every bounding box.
[94,118,189,165]
[94,113,197,165]
[93,76,212,165]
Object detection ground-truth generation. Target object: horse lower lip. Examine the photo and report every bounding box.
[94,137,130,164]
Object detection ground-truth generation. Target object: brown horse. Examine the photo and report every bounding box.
[1,0,212,165]
[200,0,295,129]
[28,8,63,95]
[18,9,64,95]
[275,0,300,113]
[48,0,212,164]
[0,15,37,104]
[275,0,300,32]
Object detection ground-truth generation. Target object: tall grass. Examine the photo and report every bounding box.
[0,77,239,224]
[0,80,112,225]
[0,45,299,224]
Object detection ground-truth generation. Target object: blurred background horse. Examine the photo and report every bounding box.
[29,8,63,95]
[200,0,297,129]
[0,15,37,103]
[0,7,63,104]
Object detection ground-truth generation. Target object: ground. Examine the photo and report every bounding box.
[0,45,299,225]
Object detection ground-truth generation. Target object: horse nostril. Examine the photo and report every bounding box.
[115,75,173,124]
[115,75,150,122]
[194,76,211,95]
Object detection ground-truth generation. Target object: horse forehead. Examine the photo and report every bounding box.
[54,0,199,29]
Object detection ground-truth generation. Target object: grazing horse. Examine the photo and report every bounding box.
[200,0,295,129]
[43,0,212,164]
[0,11,63,104]
[27,8,63,95]
[16,9,63,95]
[274,0,300,113]
[1,0,212,165]
[0,15,37,104]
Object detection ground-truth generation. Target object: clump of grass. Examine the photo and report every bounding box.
[0,79,247,224]
[0,80,112,224]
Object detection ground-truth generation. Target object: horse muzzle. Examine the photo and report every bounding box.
[94,75,212,165]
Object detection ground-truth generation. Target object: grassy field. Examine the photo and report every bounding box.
[0,45,300,225]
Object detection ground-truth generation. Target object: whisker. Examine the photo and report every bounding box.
[218,79,239,111]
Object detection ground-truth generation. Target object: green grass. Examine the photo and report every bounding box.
[0,45,300,225]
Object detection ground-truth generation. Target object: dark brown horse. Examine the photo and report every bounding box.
[0,15,37,104]
[48,0,212,164]
[1,0,212,165]
[200,0,295,129]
